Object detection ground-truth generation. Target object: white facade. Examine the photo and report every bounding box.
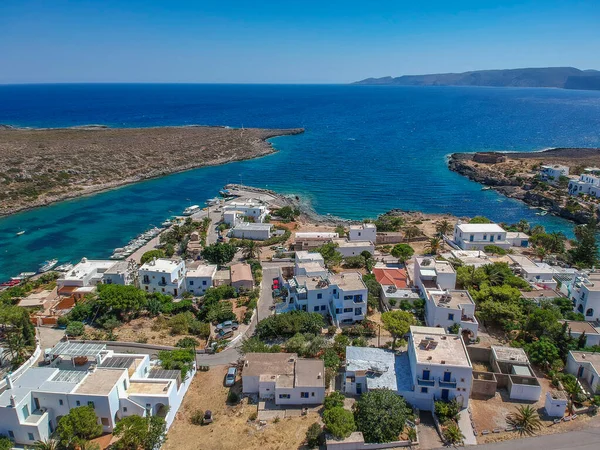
[414,257,456,293]
[102,260,136,286]
[222,200,269,225]
[509,255,559,289]
[230,222,273,240]
[568,168,600,198]
[540,164,569,185]
[348,223,377,242]
[491,346,542,401]
[566,351,600,394]
[57,258,115,289]
[453,223,510,251]
[139,258,186,296]
[570,272,600,322]
[425,289,478,338]
[332,238,375,258]
[0,347,193,447]
[505,232,530,248]
[544,391,568,417]
[185,264,217,295]
[560,321,600,347]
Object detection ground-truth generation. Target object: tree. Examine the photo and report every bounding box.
[534,246,548,262]
[201,242,237,266]
[343,256,366,268]
[469,216,491,224]
[158,348,195,378]
[65,321,85,337]
[113,415,167,450]
[32,440,58,450]
[96,284,147,321]
[335,226,346,238]
[0,437,13,450]
[524,338,560,367]
[242,240,261,260]
[316,242,343,268]
[425,237,442,255]
[516,220,530,233]
[324,391,345,410]
[353,389,410,443]
[506,405,542,436]
[484,245,507,256]
[403,226,421,240]
[56,406,102,448]
[305,423,323,449]
[140,249,166,265]
[391,244,414,264]
[443,423,465,445]
[276,206,300,220]
[381,310,415,349]
[569,218,599,268]
[562,374,583,414]
[323,407,356,439]
[435,219,453,237]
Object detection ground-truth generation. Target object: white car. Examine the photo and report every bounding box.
[225,367,237,387]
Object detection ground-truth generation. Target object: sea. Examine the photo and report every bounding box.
[1,84,600,280]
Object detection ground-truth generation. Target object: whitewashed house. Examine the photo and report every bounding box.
[414,257,456,294]
[139,258,186,296]
[566,351,600,394]
[185,263,217,295]
[222,200,269,226]
[540,164,569,185]
[242,353,325,405]
[348,223,377,242]
[332,238,375,258]
[570,272,600,321]
[102,260,136,286]
[453,223,510,251]
[509,254,559,290]
[568,168,600,198]
[560,321,600,347]
[230,222,273,240]
[0,342,194,446]
[424,289,478,339]
[57,258,115,292]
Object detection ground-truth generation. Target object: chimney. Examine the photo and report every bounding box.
[317,372,322,379]
[5,375,13,390]
[9,395,16,407]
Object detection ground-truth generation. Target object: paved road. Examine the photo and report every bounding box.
[434,420,600,450]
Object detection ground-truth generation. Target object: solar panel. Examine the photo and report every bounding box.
[50,341,106,357]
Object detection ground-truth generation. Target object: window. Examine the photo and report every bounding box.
[586,308,594,317]
[344,307,353,313]
[28,433,34,441]
[498,235,502,240]
[336,308,342,314]
[448,313,454,321]
[146,403,152,410]
[7,431,14,439]
[203,280,207,285]
[59,399,63,406]
[76,401,80,406]
[189,280,194,285]
[354,295,363,302]
[314,306,320,312]
[123,407,128,412]
[101,417,109,426]
[320,305,326,311]
[469,235,474,242]
[421,387,428,393]
[88,401,95,408]
[300,392,309,398]
[354,307,362,316]
[123,380,128,390]
[311,392,315,397]
[483,234,487,240]
[344,295,353,300]
[278,394,291,399]
[317,293,322,299]
[333,289,337,294]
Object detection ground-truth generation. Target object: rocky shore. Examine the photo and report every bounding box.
[0,125,304,216]
[448,148,600,224]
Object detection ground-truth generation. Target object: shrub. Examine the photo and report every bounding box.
[256,311,324,338]
[189,321,210,338]
[176,337,200,348]
[434,400,461,424]
[227,391,239,404]
[191,409,204,425]
[248,411,258,421]
[140,249,166,264]
[323,407,356,439]
[324,392,345,410]
[306,422,323,449]
[65,321,85,337]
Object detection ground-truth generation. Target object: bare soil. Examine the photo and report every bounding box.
[164,366,319,450]
[0,126,303,216]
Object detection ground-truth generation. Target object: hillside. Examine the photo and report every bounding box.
[354,67,600,90]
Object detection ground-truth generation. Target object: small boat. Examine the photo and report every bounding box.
[55,263,74,272]
[39,259,58,273]
[11,272,36,281]
[206,197,220,206]
[481,186,492,191]
[162,219,173,227]
[16,230,25,236]
[536,211,548,216]
[183,205,200,216]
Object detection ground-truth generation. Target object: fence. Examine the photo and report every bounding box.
[0,345,42,391]
[70,339,210,354]
[326,432,415,450]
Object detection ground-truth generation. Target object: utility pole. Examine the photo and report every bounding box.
[378,324,381,348]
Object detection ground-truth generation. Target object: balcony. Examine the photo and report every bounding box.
[417,377,436,387]
[438,378,457,389]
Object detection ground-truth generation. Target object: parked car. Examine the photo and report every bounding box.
[216,320,238,331]
[203,410,213,424]
[225,367,237,386]
[218,329,234,339]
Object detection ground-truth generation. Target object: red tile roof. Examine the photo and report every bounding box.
[373,268,408,289]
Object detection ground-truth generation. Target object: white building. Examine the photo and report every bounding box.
[139,258,186,296]
[491,346,542,401]
[0,342,194,446]
[102,260,136,286]
[505,232,530,248]
[242,353,325,405]
[222,199,269,226]
[414,257,456,294]
[443,249,491,268]
[57,258,115,291]
[424,289,478,339]
[509,254,559,290]
[570,272,600,321]
[560,321,600,347]
[295,232,338,240]
[452,223,510,251]
[348,223,377,242]
[230,222,273,240]
[332,238,375,258]
[566,351,600,394]
[285,252,366,325]
[345,327,473,411]
[540,164,569,185]
[185,263,217,295]
[568,168,600,198]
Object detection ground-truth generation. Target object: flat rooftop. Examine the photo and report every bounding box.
[521,289,560,299]
[417,257,455,274]
[329,272,366,291]
[332,238,373,247]
[349,223,376,230]
[128,380,171,395]
[560,321,600,335]
[60,259,114,281]
[428,289,475,308]
[492,346,529,364]
[456,223,505,234]
[297,261,326,273]
[18,290,55,307]
[50,341,107,358]
[186,264,217,278]
[230,263,253,282]
[346,346,413,392]
[411,326,470,367]
[569,351,600,371]
[295,359,325,388]
[74,368,124,395]
[139,258,182,273]
[244,353,296,378]
[232,222,272,231]
[295,232,338,239]
[295,251,325,263]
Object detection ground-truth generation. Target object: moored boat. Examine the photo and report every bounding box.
[183,205,200,215]
[39,259,58,273]
[55,263,74,272]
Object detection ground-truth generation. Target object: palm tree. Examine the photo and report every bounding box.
[516,219,530,233]
[506,405,542,436]
[535,246,547,262]
[530,224,546,236]
[403,226,421,241]
[242,240,261,260]
[425,237,442,255]
[435,219,452,237]
[482,264,505,286]
[33,439,58,450]
[442,423,464,446]
[562,375,582,414]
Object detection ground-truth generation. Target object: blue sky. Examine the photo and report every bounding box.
[0,0,598,83]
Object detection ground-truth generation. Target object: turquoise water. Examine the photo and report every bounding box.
[1,84,600,280]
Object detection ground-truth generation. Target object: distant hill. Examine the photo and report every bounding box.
[353,67,600,90]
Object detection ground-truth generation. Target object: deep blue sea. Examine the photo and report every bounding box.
[1,84,600,280]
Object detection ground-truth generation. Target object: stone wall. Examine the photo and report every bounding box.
[472,371,497,397]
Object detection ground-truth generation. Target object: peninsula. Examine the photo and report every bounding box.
[0,125,303,216]
[354,66,600,90]
[448,148,600,224]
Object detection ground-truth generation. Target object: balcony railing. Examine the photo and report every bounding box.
[438,378,457,389]
[417,377,436,387]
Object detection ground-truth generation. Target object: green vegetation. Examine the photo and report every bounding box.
[323,407,356,440]
[140,249,166,264]
[483,245,507,255]
[113,415,167,450]
[469,216,492,224]
[506,405,542,436]
[353,389,411,443]
[569,218,599,268]
[425,237,442,255]
[443,423,465,445]
[0,437,12,450]
[275,205,300,221]
[434,399,461,423]
[305,423,324,449]
[372,215,404,232]
[435,219,453,236]
[256,311,325,338]
[316,242,343,268]
[381,310,415,349]
[391,243,414,263]
[56,406,102,449]
[158,348,195,378]
[323,392,345,410]
[65,321,85,337]
[201,242,237,266]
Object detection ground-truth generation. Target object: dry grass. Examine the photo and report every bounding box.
[0,126,303,215]
[164,366,318,450]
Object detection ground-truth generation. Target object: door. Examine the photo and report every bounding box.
[578,366,584,378]
[422,370,430,380]
[490,235,494,242]
[441,389,449,401]
[356,383,362,395]
[443,372,452,382]
[174,288,178,296]
[33,397,40,411]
